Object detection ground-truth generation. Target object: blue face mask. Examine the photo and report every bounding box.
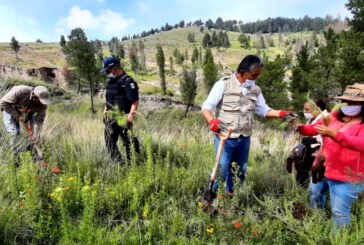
[243,79,255,88]
[341,105,362,116]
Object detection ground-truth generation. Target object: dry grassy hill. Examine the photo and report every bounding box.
[0,27,317,71]
[0,28,319,99]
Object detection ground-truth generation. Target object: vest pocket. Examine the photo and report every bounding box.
[223,114,239,130]
[222,96,240,111]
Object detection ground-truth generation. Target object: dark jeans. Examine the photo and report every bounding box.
[104,120,139,163]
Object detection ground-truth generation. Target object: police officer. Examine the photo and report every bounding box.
[100,57,139,163]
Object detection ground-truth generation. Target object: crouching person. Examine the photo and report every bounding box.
[0,85,50,166]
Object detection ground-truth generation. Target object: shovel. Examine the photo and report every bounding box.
[198,127,232,212]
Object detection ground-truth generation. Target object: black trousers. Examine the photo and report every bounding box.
[104,121,139,163]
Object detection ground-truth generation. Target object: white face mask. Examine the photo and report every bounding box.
[304,112,313,120]
[243,79,255,88]
[341,105,362,116]
[107,73,115,79]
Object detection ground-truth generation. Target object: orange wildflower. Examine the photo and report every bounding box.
[233,221,242,229]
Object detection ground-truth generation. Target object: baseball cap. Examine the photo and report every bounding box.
[100,57,120,73]
[34,86,50,105]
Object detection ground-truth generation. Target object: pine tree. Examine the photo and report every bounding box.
[129,41,139,72]
[60,35,66,47]
[203,48,218,91]
[211,31,218,47]
[258,55,290,109]
[169,56,175,75]
[62,28,98,113]
[202,33,211,47]
[108,37,120,55]
[156,44,166,95]
[222,32,231,48]
[180,68,197,117]
[238,33,250,48]
[10,37,20,59]
[139,40,146,70]
[346,0,364,32]
[91,39,103,62]
[119,44,125,59]
[191,47,199,65]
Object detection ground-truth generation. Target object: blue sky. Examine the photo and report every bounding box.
[0,0,351,42]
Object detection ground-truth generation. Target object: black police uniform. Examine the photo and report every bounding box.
[104,73,139,163]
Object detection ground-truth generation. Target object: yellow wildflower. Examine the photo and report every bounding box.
[68,177,74,182]
[143,211,148,218]
[50,192,55,197]
[198,202,203,208]
[206,228,214,234]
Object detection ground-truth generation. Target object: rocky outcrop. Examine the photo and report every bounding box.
[0,65,67,87]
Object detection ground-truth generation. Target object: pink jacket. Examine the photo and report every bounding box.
[299,113,364,182]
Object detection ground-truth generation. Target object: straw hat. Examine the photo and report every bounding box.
[335,83,364,102]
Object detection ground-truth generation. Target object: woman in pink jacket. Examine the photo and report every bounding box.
[297,83,364,228]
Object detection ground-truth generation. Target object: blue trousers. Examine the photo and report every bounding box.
[309,177,364,227]
[213,134,250,193]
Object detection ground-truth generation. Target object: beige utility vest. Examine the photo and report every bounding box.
[215,75,261,138]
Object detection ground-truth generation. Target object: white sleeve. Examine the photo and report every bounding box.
[201,81,224,111]
[255,93,271,117]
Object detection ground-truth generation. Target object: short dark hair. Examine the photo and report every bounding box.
[237,55,264,73]
[314,99,328,112]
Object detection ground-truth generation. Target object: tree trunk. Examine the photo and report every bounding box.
[89,77,95,114]
[77,78,81,95]
[15,51,18,60]
[184,104,190,118]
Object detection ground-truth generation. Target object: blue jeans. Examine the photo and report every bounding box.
[309,177,364,227]
[3,111,20,136]
[213,134,250,193]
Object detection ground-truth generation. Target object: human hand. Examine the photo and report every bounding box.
[280,111,299,121]
[209,119,221,133]
[314,125,337,138]
[291,121,304,131]
[127,113,134,125]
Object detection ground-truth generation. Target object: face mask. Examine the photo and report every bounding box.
[107,73,115,79]
[304,112,313,120]
[341,105,362,116]
[243,79,255,88]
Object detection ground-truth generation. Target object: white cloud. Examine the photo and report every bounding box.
[56,6,134,36]
[138,2,151,14]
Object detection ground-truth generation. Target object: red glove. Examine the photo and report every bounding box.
[279,110,291,118]
[209,119,221,133]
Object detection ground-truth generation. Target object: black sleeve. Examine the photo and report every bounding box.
[124,77,139,102]
[301,137,317,146]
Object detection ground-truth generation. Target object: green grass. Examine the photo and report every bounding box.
[0,97,364,244]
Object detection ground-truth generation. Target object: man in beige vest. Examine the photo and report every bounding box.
[0,85,50,166]
[202,55,295,196]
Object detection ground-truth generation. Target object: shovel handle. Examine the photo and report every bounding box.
[210,127,232,181]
